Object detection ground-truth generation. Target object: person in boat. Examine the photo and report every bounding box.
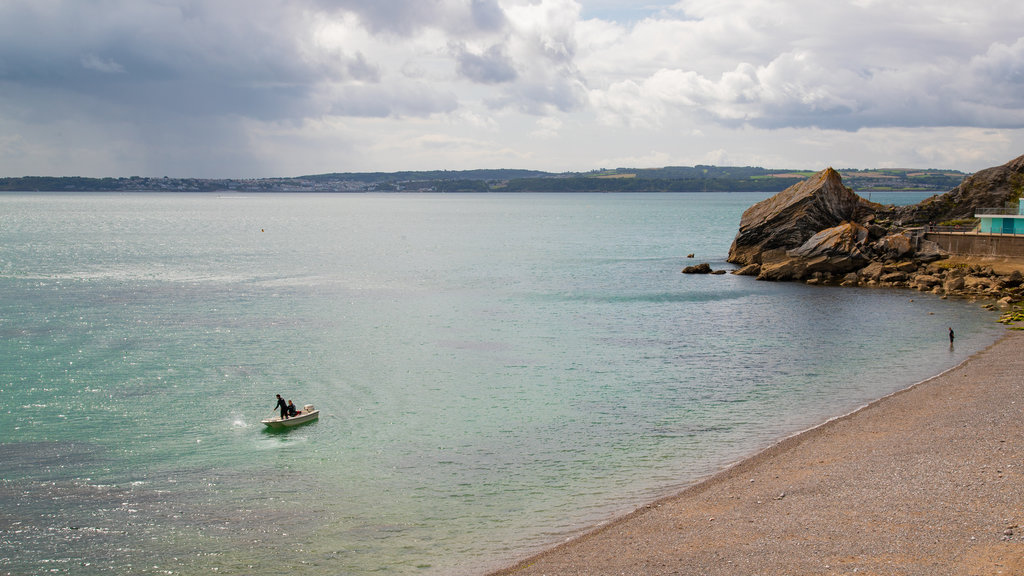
[275,394,288,419]
[287,400,301,417]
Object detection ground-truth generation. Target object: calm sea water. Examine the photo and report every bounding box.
[0,191,1004,576]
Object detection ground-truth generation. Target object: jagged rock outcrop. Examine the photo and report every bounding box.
[758,222,871,280]
[789,222,870,271]
[728,168,874,266]
[890,154,1024,226]
[720,155,1024,303]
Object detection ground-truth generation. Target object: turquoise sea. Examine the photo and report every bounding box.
[0,191,1005,575]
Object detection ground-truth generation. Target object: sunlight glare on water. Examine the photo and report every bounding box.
[0,191,1002,575]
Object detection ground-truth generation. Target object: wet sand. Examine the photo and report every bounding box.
[491,329,1024,575]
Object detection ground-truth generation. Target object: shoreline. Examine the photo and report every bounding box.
[489,329,1024,575]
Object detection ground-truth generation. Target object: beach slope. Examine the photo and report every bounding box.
[492,330,1024,575]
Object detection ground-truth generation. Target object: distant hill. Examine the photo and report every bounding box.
[300,169,551,184]
[0,166,968,193]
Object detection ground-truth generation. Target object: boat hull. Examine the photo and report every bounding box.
[262,409,320,429]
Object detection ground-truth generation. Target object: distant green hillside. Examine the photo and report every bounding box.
[0,166,967,193]
[300,169,550,184]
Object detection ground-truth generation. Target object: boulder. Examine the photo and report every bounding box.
[873,233,914,258]
[728,168,869,266]
[944,276,966,292]
[867,223,889,239]
[913,274,942,290]
[914,239,946,262]
[787,221,871,275]
[1000,270,1024,288]
[892,261,918,273]
[857,261,885,281]
[880,271,909,283]
[964,276,994,292]
[946,266,969,278]
[682,262,713,274]
[758,249,807,281]
[732,263,762,276]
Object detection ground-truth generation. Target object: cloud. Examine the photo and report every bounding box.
[583,1,1024,131]
[1,0,1024,177]
[313,0,508,36]
[453,43,518,84]
[487,0,588,113]
[80,54,126,75]
[1,2,330,118]
[531,116,562,138]
[327,83,459,117]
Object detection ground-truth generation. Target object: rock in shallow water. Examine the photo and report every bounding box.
[682,262,713,274]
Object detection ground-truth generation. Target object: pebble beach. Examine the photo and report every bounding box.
[491,328,1024,575]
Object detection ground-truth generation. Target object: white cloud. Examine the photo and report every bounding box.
[1,0,1023,177]
[581,1,1024,132]
[531,116,562,138]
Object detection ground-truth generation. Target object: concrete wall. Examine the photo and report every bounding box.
[925,232,1024,258]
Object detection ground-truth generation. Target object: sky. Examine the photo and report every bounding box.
[1,0,1023,178]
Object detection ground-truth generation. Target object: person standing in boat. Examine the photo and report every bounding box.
[275,394,288,419]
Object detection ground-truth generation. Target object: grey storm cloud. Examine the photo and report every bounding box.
[1,3,303,118]
[2,0,1023,178]
[0,0,464,124]
[454,44,518,84]
[312,0,507,36]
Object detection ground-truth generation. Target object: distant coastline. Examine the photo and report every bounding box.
[0,165,967,194]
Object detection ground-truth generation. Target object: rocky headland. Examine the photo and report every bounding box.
[701,154,1024,307]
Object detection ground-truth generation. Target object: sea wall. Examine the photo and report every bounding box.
[926,232,1024,258]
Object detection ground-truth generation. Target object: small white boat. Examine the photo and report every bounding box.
[262,404,320,429]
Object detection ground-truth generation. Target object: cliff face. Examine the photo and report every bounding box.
[727,168,872,266]
[890,154,1024,225]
